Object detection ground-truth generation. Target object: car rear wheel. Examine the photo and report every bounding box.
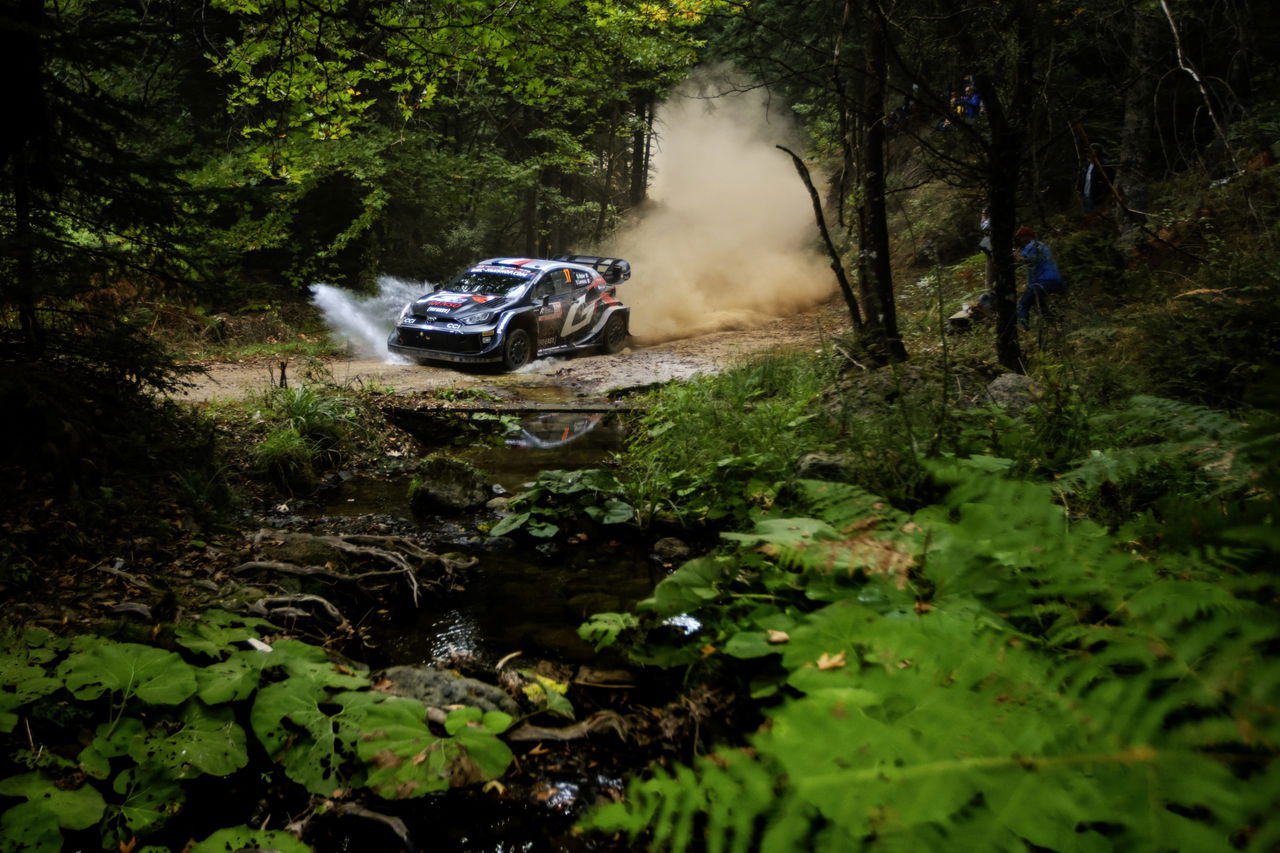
[502,328,532,371]
[601,313,628,354]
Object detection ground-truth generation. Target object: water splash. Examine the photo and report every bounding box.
[310,276,429,362]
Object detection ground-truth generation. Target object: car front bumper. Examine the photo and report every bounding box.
[387,325,505,363]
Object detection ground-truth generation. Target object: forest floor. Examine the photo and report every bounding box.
[173,298,853,404]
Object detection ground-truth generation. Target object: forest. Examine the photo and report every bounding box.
[1,0,1278,850]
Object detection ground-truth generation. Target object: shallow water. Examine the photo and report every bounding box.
[313,411,654,666]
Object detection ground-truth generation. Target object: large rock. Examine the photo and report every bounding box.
[408,454,492,513]
[377,665,520,715]
[986,373,1042,415]
[794,452,856,482]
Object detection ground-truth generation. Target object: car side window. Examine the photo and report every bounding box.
[533,278,556,301]
[550,268,576,295]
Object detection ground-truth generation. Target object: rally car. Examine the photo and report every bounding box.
[387,255,631,371]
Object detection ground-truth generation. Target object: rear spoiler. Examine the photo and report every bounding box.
[553,254,631,284]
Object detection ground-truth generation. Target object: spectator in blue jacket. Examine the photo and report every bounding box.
[1013,226,1066,328]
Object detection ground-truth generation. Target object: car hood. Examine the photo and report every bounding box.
[408,290,512,321]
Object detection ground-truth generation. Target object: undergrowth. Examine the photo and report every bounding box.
[209,369,388,494]
[0,612,514,852]
[577,323,1278,849]
[581,460,1278,850]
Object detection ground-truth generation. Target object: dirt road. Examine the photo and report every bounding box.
[175,299,850,404]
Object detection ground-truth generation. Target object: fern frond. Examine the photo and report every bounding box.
[593,468,1280,851]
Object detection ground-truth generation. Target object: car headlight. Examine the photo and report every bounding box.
[461,312,494,326]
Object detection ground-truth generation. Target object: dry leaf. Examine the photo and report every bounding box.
[766,630,790,644]
[816,650,848,670]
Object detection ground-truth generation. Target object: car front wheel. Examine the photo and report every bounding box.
[501,328,532,371]
[601,313,628,354]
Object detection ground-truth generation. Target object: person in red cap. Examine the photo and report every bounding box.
[1013,226,1066,329]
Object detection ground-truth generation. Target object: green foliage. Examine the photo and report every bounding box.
[191,826,313,853]
[582,471,1280,850]
[0,611,517,850]
[1039,393,1280,539]
[251,426,318,491]
[492,468,635,539]
[58,639,198,706]
[241,381,383,493]
[578,612,641,651]
[621,353,838,527]
[1138,260,1280,410]
[0,772,106,853]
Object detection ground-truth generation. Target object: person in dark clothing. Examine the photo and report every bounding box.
[1013,226,1066,328]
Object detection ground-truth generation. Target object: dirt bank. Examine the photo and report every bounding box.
[175,298,851,404]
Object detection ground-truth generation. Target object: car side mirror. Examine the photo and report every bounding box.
[541,294,551,306]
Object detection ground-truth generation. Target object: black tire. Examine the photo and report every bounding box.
[501,328,533,371]
[601,312,628,354]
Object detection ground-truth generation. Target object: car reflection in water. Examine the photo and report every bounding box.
[505,412,605,449]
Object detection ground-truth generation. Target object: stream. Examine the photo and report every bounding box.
[313,407,658,668]
[287,405,668,851]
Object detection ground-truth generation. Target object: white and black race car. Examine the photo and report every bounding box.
[387,255,631,371]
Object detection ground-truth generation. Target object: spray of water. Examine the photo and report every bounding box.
[310,277,428,362]
[601,67,835,344]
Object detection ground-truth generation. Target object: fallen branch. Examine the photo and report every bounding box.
[505,711,629,742]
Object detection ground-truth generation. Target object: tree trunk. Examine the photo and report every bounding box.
[973,0,1034,373]
[778,146,864,330]
[859,2,906,361]
[831,0,855,232]
[3,0,50,357]
[1117,4,1160,232]
[629,93,650,207]
[522,184,538,257]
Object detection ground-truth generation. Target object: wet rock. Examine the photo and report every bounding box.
[408,454,492,513]
[482,536,516,552]
[652,537,691,563]
[986,373,1042,415]
[486,496,511,512]
[377,665,520,715]
[794,452,856,482]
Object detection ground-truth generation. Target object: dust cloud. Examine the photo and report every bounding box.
[602,69,835,344]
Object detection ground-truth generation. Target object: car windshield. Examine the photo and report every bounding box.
[446,270,530,296]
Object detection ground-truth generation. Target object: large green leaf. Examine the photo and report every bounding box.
[195,650,269,704]
[0,772,105,853]
[490,511,531,537]
[443,707,515,780]
[191,826,312,853]
[643,556,727,616]
[262,639,369,689]
[130,702,248,778]
[0,647,65,733]
[351,700,515,799]
[173,611,274,658]
[250,681,376,796]
[0,801,62,853]
[79,717,147,779]
[57,640,197,705]
[348,696,454,798]
[110,765,185,837]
